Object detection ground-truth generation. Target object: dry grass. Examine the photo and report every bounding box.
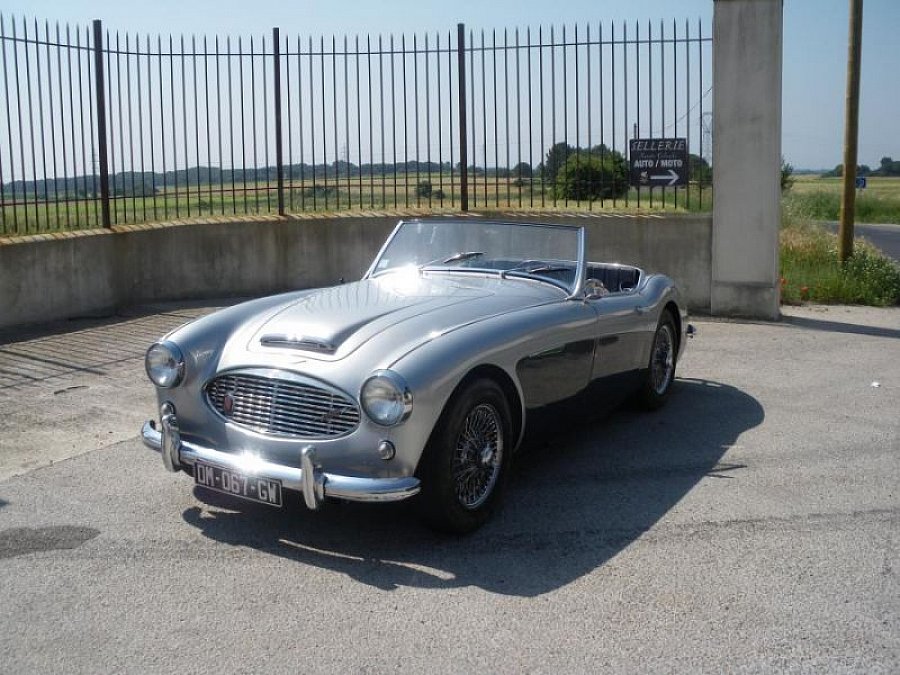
[785,175,900,224]
[780,212,900,306]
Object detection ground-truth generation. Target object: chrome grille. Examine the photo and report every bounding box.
[205,372,360,439]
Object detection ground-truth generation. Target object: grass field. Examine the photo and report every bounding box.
[784,175,900,224]
[3,172,896,237]
[0,174,713,236]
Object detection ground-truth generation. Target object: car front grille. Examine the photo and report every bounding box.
[205,371,361,439]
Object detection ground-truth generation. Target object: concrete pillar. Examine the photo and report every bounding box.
[711,0,783,319]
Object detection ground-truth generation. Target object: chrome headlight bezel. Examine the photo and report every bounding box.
[145,340,186,388]
[359,370,413,426]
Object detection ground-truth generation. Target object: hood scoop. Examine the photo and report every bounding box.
[259,334,336,353]
[251,278,502,359]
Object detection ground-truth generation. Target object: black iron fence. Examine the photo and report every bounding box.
[0,16,712,236]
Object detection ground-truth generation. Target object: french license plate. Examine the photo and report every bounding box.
[193,461,283,508]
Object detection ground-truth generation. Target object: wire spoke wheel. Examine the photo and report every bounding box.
[451,403,504,510]
[418,378,511,533]
[651,323,675,395]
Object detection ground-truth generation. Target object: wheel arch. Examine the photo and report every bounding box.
[448,364,525,453]
[663,300,682,355]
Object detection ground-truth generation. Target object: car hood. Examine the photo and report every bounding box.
[242,272,563,363]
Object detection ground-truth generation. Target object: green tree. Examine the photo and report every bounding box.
[824,163,875,178]
[587,143,614,158]
[552,154,628,201]
[878,156,900,176]
[542,142,574,183]
[513,161,532,178]
[781,157,795,192]
[688,154,712,186]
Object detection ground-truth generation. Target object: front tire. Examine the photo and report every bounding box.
[417,378,512,534]
[638,311,678,410]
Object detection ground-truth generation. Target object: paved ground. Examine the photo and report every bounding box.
[0,302,898,673]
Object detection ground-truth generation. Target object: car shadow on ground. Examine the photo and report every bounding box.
[182,378,763,597]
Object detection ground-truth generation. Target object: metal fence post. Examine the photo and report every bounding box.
[91,19,111,227]
[272,26,285,215]
[456,23,468,212]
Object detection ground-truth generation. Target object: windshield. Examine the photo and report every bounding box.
[368,220,584,293]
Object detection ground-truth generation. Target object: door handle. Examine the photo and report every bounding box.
[635,305,650,315]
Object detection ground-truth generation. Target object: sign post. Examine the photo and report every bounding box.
[629,138,689,188]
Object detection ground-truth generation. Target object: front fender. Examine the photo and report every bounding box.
[387,300,599,461]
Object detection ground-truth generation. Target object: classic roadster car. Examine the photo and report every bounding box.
[142,219,693,532]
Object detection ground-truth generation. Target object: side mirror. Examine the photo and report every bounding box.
[583,278,609,301]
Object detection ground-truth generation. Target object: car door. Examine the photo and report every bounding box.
[515,300,599,411]
[587,291,646,383]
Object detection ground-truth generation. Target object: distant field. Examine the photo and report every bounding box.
[7,171,896,237]
[0,174,712,236]
[786,175,900,224]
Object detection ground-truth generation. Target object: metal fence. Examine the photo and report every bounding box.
[0,16,712,236]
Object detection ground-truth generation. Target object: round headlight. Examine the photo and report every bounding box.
[360,370,412,426]
[145,341,185,388]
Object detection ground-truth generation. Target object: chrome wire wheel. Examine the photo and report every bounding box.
[651,323,675,395]
[451,403,504,510]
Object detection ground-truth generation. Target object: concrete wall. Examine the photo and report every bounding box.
[0,2,787,327]
[712,0,783,319]
[0,212,712,329]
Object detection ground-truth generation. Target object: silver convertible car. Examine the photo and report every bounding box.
[142,219,693,533]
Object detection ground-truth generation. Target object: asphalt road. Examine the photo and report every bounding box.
[1,303,898,673]
[824,221,900,261]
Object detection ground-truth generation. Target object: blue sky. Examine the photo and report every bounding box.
[9,0,900,170]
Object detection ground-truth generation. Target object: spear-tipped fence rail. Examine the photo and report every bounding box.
[0,16,711,235]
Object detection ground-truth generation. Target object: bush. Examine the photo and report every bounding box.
[552,154,628,201]
[416,180,432,198]
[433,189,446,200]
[780,218,900,306]
[781,157,795,192]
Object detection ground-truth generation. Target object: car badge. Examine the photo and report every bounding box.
[223,392,235,415]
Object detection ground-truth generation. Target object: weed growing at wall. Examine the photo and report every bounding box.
[780,215,900,306]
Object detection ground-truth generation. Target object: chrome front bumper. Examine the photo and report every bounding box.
[141,403,420,510]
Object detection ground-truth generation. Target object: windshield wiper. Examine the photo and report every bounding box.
[441,251,485,264]
[501,261,572,278]
[420,251,485,268]
[520,265,571,274]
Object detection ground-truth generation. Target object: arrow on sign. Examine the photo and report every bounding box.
[649,169,680,186]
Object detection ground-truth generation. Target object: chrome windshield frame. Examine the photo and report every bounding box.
[362,219,407,279]
[567,226,587,300]
[363,219,588,297]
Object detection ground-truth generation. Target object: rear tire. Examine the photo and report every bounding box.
[638,311,678,410]
[416,378,512,534]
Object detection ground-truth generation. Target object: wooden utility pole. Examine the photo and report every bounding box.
[838,0,863,262]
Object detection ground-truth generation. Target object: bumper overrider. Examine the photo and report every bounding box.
[141,403,421,510]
